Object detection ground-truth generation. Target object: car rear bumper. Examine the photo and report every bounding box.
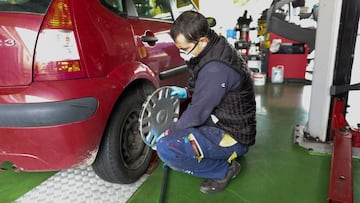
[0,97,104,171]
[0,97,98,127]
[0,96,103,171]
[0,123,101,171]
[0,75,121,171]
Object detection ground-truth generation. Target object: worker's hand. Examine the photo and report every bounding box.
[148,129,170,150]
[170,86,187,99]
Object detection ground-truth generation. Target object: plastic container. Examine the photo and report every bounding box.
[271,65,284,83]
[252,73,266,86]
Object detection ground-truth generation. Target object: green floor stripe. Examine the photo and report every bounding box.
[0,162,55,203]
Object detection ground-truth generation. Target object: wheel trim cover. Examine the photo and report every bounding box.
[139,87,180,148]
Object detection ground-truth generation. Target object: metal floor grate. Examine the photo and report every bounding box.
[14,166,148,203]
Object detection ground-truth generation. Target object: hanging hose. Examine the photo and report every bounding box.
[159,164,169,203]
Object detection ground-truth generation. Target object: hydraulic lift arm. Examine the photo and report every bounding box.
[325,0,360,202]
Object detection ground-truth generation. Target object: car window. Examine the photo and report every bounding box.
[0,0,51,14]
[101,0,125,14]
[133,0,173,21]
[175,0,197,13]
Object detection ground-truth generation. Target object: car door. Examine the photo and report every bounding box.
[126,0,193,87]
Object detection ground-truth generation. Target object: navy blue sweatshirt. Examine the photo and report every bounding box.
[173,61,241,130]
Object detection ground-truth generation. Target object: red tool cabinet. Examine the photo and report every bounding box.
[267,32,308,81]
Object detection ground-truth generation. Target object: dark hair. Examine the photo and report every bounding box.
[170,11,209,43]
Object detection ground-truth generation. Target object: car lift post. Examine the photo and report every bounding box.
[326,0,360,202]
[327,98,360,203]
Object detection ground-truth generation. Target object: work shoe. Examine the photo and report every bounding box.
[200,161,241,194]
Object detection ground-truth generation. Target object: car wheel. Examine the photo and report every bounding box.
[93,85,154,184]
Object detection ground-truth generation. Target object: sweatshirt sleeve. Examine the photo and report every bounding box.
[172,61,241,131]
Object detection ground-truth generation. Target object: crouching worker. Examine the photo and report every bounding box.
[156,11,256,194]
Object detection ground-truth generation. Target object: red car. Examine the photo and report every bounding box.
[0,0,198,183]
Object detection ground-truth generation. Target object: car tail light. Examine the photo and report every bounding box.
[34,0,86,81]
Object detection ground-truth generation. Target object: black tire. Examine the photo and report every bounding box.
[93,84,154,184]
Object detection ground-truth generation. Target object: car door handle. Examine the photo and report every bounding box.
[141,36,158,43]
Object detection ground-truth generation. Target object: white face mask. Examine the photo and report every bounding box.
[179,40,198,61]
[180,51,195,61]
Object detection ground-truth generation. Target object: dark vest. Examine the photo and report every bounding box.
[187,31,256,146]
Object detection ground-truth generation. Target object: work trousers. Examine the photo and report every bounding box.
[156,126,248,179]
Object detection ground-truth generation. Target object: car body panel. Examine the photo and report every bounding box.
[0,78,112,170]
[127,18,188,86]
[0,13,42,86]
[72,0,138,78]
[0,0,193,172]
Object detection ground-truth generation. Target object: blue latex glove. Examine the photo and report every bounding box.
[146,130,165,151]
[170,86,187,99]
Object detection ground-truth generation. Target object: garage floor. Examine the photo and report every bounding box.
[13,167,148,203]
[1,82,359,203]
[128,83,360,203]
